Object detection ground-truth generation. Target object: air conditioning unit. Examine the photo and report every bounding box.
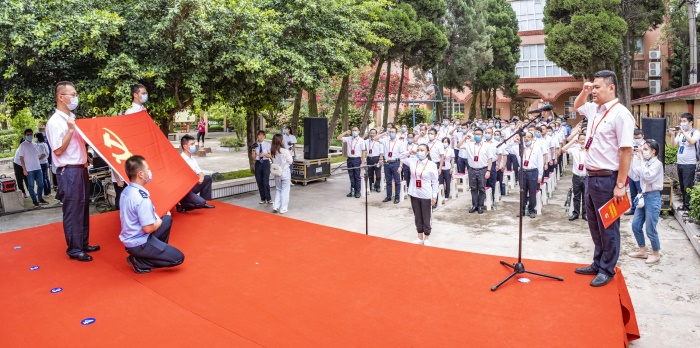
[649,80,661,95]
[569,96,576,105]
[649,50,661,60]
[649,62,661,77]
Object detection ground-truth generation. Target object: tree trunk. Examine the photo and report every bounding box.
[328,75,349,146]
[290,87,303,136]
[483,88,491,118]
[432,69,442,121]
[246,108,259,172]
[394,57,406,120]
[308,89,319,118]
[469,87,478,119]
[619,28,632,109]
[382,58,392,127]
[342,79,349,157]
[493,88,498,118]
[361,55,385,135]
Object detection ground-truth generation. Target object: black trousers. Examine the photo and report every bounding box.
[457,157,468,174]
[197,131,205,143]
[254,160,271,201]
[347,157,361,193]
[410,196,432,235]
[366,156,381,190]
[506,154,519,182]
[521,170,538,212]
[58,166,91,257]
[402,164,411,188]
[114,182,125,210]
[572,174,586,217]
[40,163,51,196]
[557,154,564,174]
[677,164,695,209]
[439,169,452,198]
[486,161,497,199]
[384,162,401,199]
[180,175,213,210]
[12,162,28,194]
[126,215,184,270]
[496,169,505,195]
[584,172,621,277]
[468,167,487,208]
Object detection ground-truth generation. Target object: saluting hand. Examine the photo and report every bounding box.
[583,81,594,94]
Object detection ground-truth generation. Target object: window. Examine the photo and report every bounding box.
[446,102,465,118]
[634,37,643,55]
[511,0,545,32]
[515,44,571,78]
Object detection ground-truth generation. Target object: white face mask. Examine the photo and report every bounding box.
[634,139,644,146]
[642,150,652,160]
[443,142,449,148]
[140,94,148,104]
[65,96,79,111]
[428,134,435,141]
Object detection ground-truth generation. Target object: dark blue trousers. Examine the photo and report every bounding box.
[521,170,538,212]
[366,156,381,190]
[254,160,271,201]
[487,161,497,199]
[457,157,468,174]
[40,163,51,196]
[126,215,184,270]
[384,162,401,199]
[585,172,621,277]
[180,175,213,210]
[58,166,90,257]
[347,157,361,193]
[628,178,641,213]
[507,154,519,183]
[402,163,411,188]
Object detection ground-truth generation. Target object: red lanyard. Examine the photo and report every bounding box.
[414,159,429,181]
[525,146,535,163]
[585,102,620,152]
[350,137,358,152]
[474,142,483,158]
[368,139,375,150]
[388,139,398,153]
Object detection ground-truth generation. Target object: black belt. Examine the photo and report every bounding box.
[586,169,615,177]
[61,164,87,169]
[384,160,399,164]
[523,169,537,172]
[471,167,486,171]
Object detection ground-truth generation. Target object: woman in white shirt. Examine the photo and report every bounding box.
[439,137,455,202]
[627,139,664,264]
[35,133,51,199]
[271,134,294,214]
[400,144,439,246]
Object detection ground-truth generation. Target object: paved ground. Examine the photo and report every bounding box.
[1,142,699,347]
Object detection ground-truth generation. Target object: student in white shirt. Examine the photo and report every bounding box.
[178,134,215,212]
[458,128,493,214]
[400,144,439,246]
[252,130,273,203]
[35,133,52,199]
[18,129,48,207]
[484,128,499,200]
[337,126,366,198]
[627,139,664,265]
[426,128,445,172]
[625,129,645,216]
[375,127,405,203]
[282,125,297,161]
[365,128,383,192]
[439,137,455,202]
[270,134,294,214]
[124,84,148,115]
[493,130,507,196]
[517,131,543,218]
[402,132,418,187]
[561,132,587,221]
[670,113,700,211]
[12,139,29,198]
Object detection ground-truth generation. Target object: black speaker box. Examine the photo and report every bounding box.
[641,117,666,163]
[304,117,328,160]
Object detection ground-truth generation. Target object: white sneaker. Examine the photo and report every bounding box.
[423,239,432,246]
[273,208,279,213]
[259,201,266,204]
[412,238,424,245]
[280,210,287,214]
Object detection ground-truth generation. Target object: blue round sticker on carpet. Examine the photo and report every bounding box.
[81,318,96,326]
[50,287,63,293]
[13,246,21,250]
[29,266,39,271]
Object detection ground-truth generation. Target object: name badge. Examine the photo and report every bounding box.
[351,150,355,155]
[388,152,392,157]
[679,146,684,154]
[416,179,422,188]
[524,160,529,167]
[584,137,593,150]
[578,164,584,171]
[474,156,479,162]
[369,149,372,154]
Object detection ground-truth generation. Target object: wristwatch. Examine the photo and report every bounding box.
[616,182,625,189]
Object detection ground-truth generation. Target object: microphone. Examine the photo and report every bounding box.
[527,104,553,114]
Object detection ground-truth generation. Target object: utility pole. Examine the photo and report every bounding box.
[689,0,698,84]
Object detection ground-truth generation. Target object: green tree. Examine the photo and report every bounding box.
[9,108,36,147]
[543,0,627,79]
[663,0,700,89]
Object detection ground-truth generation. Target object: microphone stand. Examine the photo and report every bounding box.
[491,115,564,291]
[343,163,381,236]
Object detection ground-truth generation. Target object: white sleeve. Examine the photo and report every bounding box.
[576,102,597,119]
[616,111,635,148]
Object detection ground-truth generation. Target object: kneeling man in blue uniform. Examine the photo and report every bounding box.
[119,155,184,274]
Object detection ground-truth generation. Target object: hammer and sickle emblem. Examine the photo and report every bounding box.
[102,128,132,164]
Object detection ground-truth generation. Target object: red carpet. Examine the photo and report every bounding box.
[0,202,639,347]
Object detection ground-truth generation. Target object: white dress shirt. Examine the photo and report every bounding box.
[17,141,41,172]
[426,140,445,163]
[519,143,544,179]
[45,109,87,167]
[272,148,294,174]
[342,136,366,158]
[181,151,203,175]
[253,141,272,161]
[36,143,50,165]
[577,99,635,171]
[461,141,493,169]
[674,130,700,165]
[124,102,146,115]
[442,147,455,170]
[381,138,405,161]
[567,145,587,177]
[400,154,439,200]
[365,138,382,158]
[631,156,664,192]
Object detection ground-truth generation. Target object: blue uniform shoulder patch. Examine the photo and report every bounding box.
[138,189,148,198]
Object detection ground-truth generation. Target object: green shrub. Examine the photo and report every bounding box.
[395,107,430,127]
[213,169,254,182]
[688,182,700,222]
[0,149,15,158]
[219,136,244,148]
[664,145,678,165]
[209,125,224,132]
[0,129,14,136]
[0,134,15,151]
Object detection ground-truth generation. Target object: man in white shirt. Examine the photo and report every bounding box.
[375,127,405,203]
[517,132,543,219]
[18,128,48,207]
[458,128,493,214]
[365,129,383,192]
[670,113,700,211]
[561,132,587,221]
[12,139,29,198]
[337,126,366,198]
[124,84,148,115]
[46,81,100,262]
[177,134,215,212]
[252,130,273,203]
[573,70,635,287]
[426,128,445,170]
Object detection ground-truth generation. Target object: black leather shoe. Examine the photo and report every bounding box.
[582,215,588,221]
[355,193,361,198]
[574,265,598,275]
[590,273,613,287]
[375,187,381,193]
[394,198,400,204]
[568,214,579,221]
[529,212,536,219]
[69,252,93,262]
[382,197,392,203]
[126,256,151,274]
[83,245,100,253]
[346,192,354,198]
[478,207,483,214]
[623,210,634,216]
[203,204,215,209]
[176,203,187,213]
[469,207,478,213]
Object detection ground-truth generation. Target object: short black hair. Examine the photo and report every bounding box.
[633,129,644,136]
[428,128,437,135]
[681,113,694,122]
[257,130,266,137]
[55,81,75,95]
[594,70,618,91]
[35,133,45,143]
[131,84,146,96]
[442,136,451,144]
[125,155,146,181]
[181,134,195,147]
[473,128,483,134]
[24,128,33,135]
